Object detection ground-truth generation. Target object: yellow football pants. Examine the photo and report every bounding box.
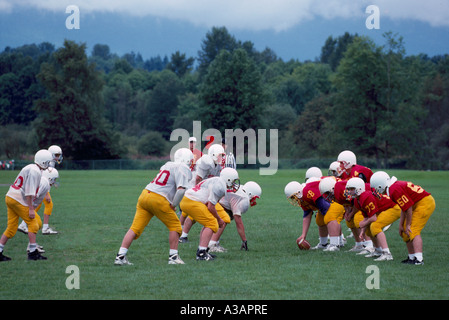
[3,196,42,238]
[180,197,230,233]
[130,190,182,239]
[401,195,435,242]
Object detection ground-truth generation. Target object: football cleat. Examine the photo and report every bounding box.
[348,244,365,252]
[196,249,215,261]
[374,252,393,261]
[0,252,11,262]
[18,223,28,235]
[179,236,189,243]
[27,244,45,254]
[168,253,185,265]
[28,250,47,260]
[42,227,59,235]
[323,244,340,252]
[114,254,133,266]
[208,243,227,253]
[364,249,382,258]
[311,243,328,250]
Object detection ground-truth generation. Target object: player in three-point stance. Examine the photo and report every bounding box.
[179,167,240,261]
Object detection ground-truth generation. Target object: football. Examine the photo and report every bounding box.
[297,238,311,250]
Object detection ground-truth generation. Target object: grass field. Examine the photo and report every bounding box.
[0,168,448,302]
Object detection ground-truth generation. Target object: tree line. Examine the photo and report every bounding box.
[0,27,448,169]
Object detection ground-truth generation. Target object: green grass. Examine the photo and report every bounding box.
[0,169,448,300]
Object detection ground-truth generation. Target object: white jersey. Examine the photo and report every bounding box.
[185,177,227,205]
[196,155,222,180]
[33,177,51,209]
[146,161,192,204]
[219,187,250,216]
[6,164,42,207]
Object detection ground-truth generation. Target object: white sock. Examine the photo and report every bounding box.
[29,243,37,253]
[415,252,423,261]
[198,246,207,251]
[364,240,373,248]
[43,224,49,229]
[320,237,328,245]
[330,236,339,246]
[0,243,4,253]
[181,232,188,238]
[169,249,178,255]
[208,240,218,247]
[118,247,128,256]
[382,248,390,254]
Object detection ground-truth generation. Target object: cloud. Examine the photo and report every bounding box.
[2,0,449,31]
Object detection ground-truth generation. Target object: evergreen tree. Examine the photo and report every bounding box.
[34,40,121,159]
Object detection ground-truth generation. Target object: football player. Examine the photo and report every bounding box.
[180,167,239,261]
[179,144,225,242]
[285,178,330,250]
[114,148,193,265]
[18,145,63,235]
[319,177,373,253]
[345,177,401,261]
[370,171,435,265]
[209,181,262,252]
[337,150,373,183]
[0,150,54,261]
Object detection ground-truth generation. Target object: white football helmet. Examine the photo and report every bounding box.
[370,171,397,197]
[208,144,225,164]
[243,181,262,207]
[174,148,194,167]
[220,167,240,192]
[34,149,54,170]
[337,150,356,174]
[48,145,63,164]
[319,177,337,201]
[305,167,322,181]
[328,161,340,177]
[344,177,365,200]
[284,181,304,206]
[43,168,59,188]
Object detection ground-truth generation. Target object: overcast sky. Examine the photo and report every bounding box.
[1,0,448,61]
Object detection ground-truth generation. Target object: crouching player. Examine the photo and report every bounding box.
[209,181,262,252]
[114,148,193,265]
[180,168,239,261]
[370,171,435,265]
[345,177,401,261]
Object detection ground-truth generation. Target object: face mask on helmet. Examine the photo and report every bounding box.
[287,193,302,206]
[343,188,358,200]
[227,178,240,193]
[249,195,259,207]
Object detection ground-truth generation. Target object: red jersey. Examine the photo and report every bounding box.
[341,164,373,183]
[388,181,431,211]
[334,180,350,206]
[299,180,321,211]
[354,190,396,218]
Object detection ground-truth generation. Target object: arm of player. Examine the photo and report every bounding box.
[171,187,186,210]
[207,201,224,228]
[399,207,412,237]
[26,195,35,219]
[298,211,313,242]
[234,215,248,250]
[359,214,377,228]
